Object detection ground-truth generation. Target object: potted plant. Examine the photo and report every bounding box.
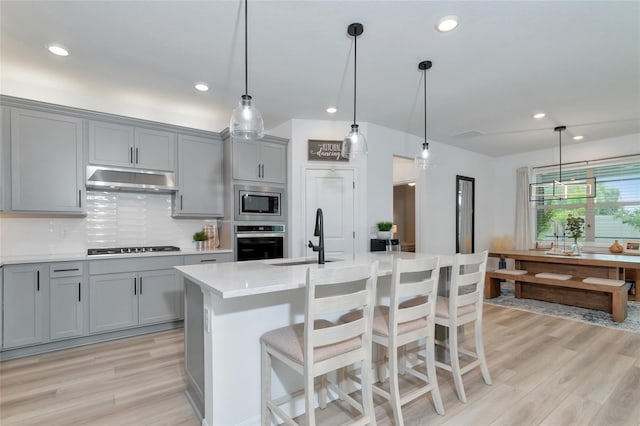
[376,221,394,239]
[193,230,208,250]
[566,214,584,243]
[566,214,584,254]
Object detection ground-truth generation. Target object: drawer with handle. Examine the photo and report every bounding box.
[49,262,84,278]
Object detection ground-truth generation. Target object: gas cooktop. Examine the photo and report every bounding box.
[87,245,181,256]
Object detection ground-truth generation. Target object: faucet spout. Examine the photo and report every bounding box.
[309,208,325,264]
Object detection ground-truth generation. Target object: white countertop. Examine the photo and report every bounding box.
[175,252,453,299]
[0,248,233,267]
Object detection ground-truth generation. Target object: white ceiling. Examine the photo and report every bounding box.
[1,1,639,157]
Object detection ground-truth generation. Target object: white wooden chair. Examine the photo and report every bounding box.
[434,250,491,403]
[260,261,379,426]
[342,255,444,425]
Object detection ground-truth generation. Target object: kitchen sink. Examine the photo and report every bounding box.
[270,259,338,266]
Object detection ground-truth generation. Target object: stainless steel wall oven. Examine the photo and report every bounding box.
[235,224,285,261]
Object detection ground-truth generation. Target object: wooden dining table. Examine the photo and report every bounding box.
[487,250,639,322]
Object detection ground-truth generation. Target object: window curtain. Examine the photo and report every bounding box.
[515,167,534,249]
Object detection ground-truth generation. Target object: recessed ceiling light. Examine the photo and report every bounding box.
[573,135,584,141]
[436,16,459,33]
[532,112,546,119]
[195,83,209,92]
[326,107,337,114]
[48,44,69,56]
[408,182,416,187]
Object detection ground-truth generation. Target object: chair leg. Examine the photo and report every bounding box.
[375,344,387,383]
[388,343,404,426]
[261,342,272,426]
[425,335,445,415]
[305,370,316,426]
[475,318,492,385]
[319,374,328,409]
[360,350,377,426]
[449,325,467,403]
[398,345,406,375]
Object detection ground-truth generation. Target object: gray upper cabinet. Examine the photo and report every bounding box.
[2,264,45,349]
[88,121,134,168]
[232,139,286,184]
[174,135,224,217]
[89,120,176,172]
[10,108,84,213]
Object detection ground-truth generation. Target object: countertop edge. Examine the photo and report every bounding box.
[0,249,233,267]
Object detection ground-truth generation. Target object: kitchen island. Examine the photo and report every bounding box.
[175,252,452,426]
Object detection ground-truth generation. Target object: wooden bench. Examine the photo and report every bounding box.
[485,270,628,322]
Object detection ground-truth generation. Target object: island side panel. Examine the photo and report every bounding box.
[184,279,205,419]
[206,287,306,426]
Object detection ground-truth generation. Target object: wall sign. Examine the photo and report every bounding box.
[308,139,348,162]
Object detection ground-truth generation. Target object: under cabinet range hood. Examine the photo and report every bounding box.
[86,166,177,193]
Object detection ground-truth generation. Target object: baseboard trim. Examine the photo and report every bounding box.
[0,321,183,361]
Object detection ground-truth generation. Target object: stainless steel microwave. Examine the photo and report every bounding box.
[234,185,285,221]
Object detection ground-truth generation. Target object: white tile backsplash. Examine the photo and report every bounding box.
[0,191,218,256]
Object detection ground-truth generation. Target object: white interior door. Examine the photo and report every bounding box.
[305,168,355,257]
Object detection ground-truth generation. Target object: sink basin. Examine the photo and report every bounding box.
[270,259,338,266]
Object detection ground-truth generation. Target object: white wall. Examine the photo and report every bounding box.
[492,133,640,241]
[269,119,496,257]
[1,64,226,132]
[268,119,368,257]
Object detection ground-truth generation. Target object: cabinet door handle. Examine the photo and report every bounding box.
[130,147,134,164]
[134,277,137,295]
[78,190,82,208]
[180,195,183,210]
[135,147,139,164]
[199,259,217,263]
[78,283,81,302]
[37,271,40,291]
[139,277,143,295]
[258,164,261,178]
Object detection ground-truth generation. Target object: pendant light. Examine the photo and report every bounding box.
[415,60,432,170]
[341,23,368,159]
[529,126,596,201]
[229,0,264,139]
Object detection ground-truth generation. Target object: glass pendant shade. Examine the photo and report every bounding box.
[342,22,367,160]
[415,142,430,170]
[342,124,368,159]
[230,94,264,139]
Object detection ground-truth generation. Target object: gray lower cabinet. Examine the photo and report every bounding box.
[10,108,84,213]
[88,257,183,334]
[89,272,139,333]
[2,264,46,349]
[174,134,224,217]
[138,269,183,325]
[50,277,84,340]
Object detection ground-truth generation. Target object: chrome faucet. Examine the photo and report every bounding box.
[307,208,325,264]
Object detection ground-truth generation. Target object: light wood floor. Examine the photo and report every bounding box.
[1,305,639,425]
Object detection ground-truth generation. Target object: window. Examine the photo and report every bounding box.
[534,161,640,243]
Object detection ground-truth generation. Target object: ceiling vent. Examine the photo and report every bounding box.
[455,130,484,138]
